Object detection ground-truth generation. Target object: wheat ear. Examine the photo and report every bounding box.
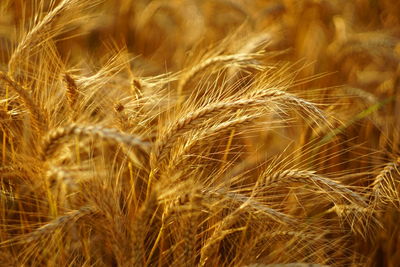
[41,124,150,160]
[370,157,400,207]
[1,206,96,246]
[127,189,159,267]
[0,71,47,133]
[177,53,263,97]
[63,73,79,111]
[8,0,99,72]
[205,189,297,225]
[153,89,325,169]
[263,169,367,207]
[166,114,261,173]
[151,99,265,168]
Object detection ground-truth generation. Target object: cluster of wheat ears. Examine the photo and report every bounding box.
[0,0,399,266]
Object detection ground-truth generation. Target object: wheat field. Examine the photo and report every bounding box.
[0,0,399,266]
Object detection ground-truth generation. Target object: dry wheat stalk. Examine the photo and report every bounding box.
[326,204,380,238]
[252,89,327,125]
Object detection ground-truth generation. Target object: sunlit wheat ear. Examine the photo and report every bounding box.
[227,33,275,83]
[326,204,381,239]
[251,89,328,128]
[204,189,297,226]
[41,124,150,161]
[177,52,265,98]
[46,165,79,192]
[152,89,325,172]
[151,98,266,169]
[63,73,79,112]
[0,71,47,133]
[8,0,101,74]
[343,87,378,105]
[262,169,367,207]
[77,48,130,92]
[370,157,400,208]
[114,102,130,131]
[166,113,261,174]
[1,206,97,247]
